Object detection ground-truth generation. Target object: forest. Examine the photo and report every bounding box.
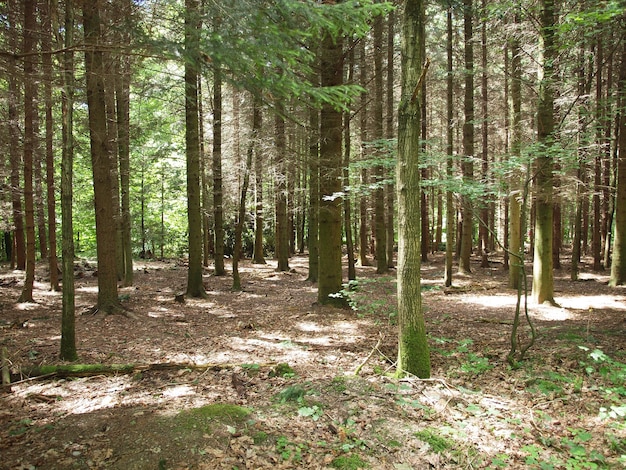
[1,0,625,468]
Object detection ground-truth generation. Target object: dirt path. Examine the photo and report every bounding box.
[1,253,625,469]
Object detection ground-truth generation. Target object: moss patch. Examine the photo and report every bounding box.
[173,404,252,433]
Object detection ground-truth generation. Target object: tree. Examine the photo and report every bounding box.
[274,104,290,272]
[610,36,626,286]
[444,2,454,288]
[42,0,59,291]
[18,0,36,304]
[396,0,430,379]
[459,0,474,275]
[531,0,556,305]
[307,102,320,281]
[60,0,77,361]
[7,0,25,271]
[373,13,388,274]
[317,5,344,306]
[184,0,206,298]
[212,54,226,276]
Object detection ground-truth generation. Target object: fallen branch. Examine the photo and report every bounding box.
[354,335,383,376]
[12,361,279,382]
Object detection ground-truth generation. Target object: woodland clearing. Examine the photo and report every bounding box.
[0,253,625,469]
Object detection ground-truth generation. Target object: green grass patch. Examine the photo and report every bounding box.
[331,454,368,469]
[414,428,454,453]
[174,404,251,433]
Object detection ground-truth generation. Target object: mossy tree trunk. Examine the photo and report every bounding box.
[531,0,556,305]
[610,37,626,286]
[396,0,431,379]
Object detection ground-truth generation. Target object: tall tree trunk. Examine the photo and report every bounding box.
[459,0,474,275]
[444,3,454,287]
[386,10,396,268]
[184,0,206,298]
[609,37,626,286]
[317,16,344,306]
[344,39,356,281]
[358,37,371,267]
[19,0,37,303]
[275,106,290,272]
[396,0,430,379]
[232,94,260,291]
[42,0,59,291]
[83,0,121,312]
[592,36,603,271]
[8,0,25,271]
[479,0,489,269]
[373,14,388,273]
[508,12,523,290]
[116,0,133,285]
[307,103,320,280]
[531,0,556,305]
[253,95,267,265]
[503,42,510,270]
[213,59,225,276]
[60,0,77,361]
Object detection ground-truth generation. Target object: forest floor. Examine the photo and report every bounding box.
[1,251,625,469]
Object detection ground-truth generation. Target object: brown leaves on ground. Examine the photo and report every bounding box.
[1,253,625,469]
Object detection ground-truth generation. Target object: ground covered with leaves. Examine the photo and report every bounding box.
[1,253,625,469]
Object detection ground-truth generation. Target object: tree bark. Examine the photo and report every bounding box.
[19,0,37,304]
[459,0,474,275]
[373,14,388,274]
[609,37,626,286]
[274,106,290,272]
[317,17,345,306]
[213,59,225,276]
[42,0,59,291]
[396,0,430,379]
[60,0,77,361]
[184,0,206,298]
[307,103,320,281]
[531,0,556,305]
[8,0,25,271]
[444,3,454,287]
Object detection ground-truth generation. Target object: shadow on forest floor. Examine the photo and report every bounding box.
[1,251,625,469]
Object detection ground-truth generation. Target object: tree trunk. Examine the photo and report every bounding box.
[610,37,626,286]
[444,3,454,288]
[8,0,25,271]
[386,10,396,268]
[184,0,206,298]
[358,38,371,267]
[317,17,344,306]
[373,14,388,274]
[42,0,59,291]
[307,103,320,281]
[60,0,77,361]
[253,95,267,265]
[213,59,225,276]
[459,0,474,275]
[396,0,430,379]
[479,0,489,269]
[508,13,523,290]
[531,0,556,305]
[233,94,260,291]
[344,40,356,281]
[274,106,290,272]
[116,0,133,285]
[19,0,37,303]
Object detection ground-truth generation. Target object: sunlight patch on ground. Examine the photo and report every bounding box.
[76,286,98,293]
[296,321,323,332]
[165,353,211,364]
[557,294,626,311]
[459,294,517,309]
[161,384,194,398]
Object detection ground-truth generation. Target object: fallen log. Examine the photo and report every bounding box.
[9,361,279,384]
